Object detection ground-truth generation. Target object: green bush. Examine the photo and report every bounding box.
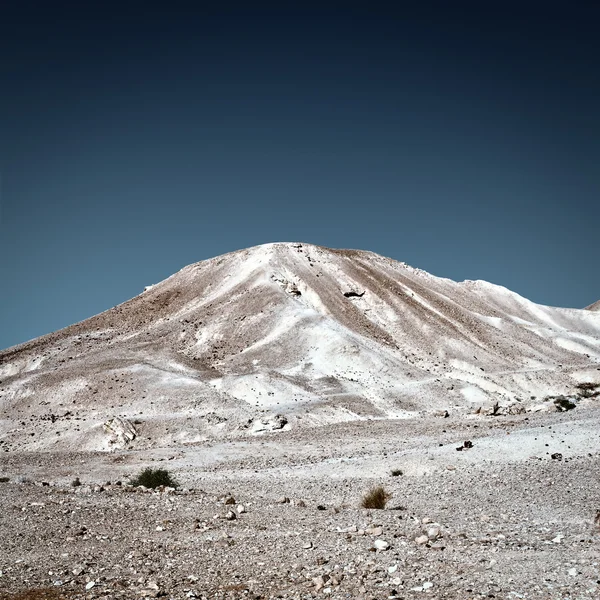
[361,485,391,509]
[130,467,178,489]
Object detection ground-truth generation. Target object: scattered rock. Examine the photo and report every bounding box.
[251,414,288,433]
[103,417,137,447]
[373,539,390,550]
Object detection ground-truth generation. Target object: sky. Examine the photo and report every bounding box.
[1,2,599,349]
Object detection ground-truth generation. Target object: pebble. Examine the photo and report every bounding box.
[415,535,429,545]
[313,575,326,591]
[374,539,389,550]
[411,581,433,591]
[85,581,95,590]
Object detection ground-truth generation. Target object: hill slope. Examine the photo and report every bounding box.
[1,242,599,451]
[586,299,600,311]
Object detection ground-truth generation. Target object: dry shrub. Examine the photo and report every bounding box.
[130,467,178,489]
[361,485,392,509]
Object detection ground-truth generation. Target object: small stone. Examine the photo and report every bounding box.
[276,496,290,504]
[421,517,433,524]
[302,542,313,549]
[224,510,236,520]
[236,504,246,514]
[415,535,429,545]
[568,567,578,577]
[313,575,326,591]
[373,539,389,550]
[293,499,306,507]
[85,581,95,590]
[223,496,236,505]
[427,527,440,540]
[411,582,433,592]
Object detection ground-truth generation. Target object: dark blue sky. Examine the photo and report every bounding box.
[1,2,599,349]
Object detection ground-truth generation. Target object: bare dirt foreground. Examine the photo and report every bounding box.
[1,408,600,600]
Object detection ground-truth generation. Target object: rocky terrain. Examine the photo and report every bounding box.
[1,406,600,600]
[1,243,599,599]
[1,243,599,453]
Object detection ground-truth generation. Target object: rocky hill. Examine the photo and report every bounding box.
[1,242,599,451]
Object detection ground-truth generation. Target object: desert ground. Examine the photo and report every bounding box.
[1,405,599,600]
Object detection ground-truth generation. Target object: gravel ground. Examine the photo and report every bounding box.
[1,409,600,600]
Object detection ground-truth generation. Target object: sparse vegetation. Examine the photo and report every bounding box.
[553,397,576,411]
[361,485,391,509]
[576,382,600,398]
[71,477,81,487]
[0,476,9,483]
[130,467,178,489]
[390,469,403,477]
